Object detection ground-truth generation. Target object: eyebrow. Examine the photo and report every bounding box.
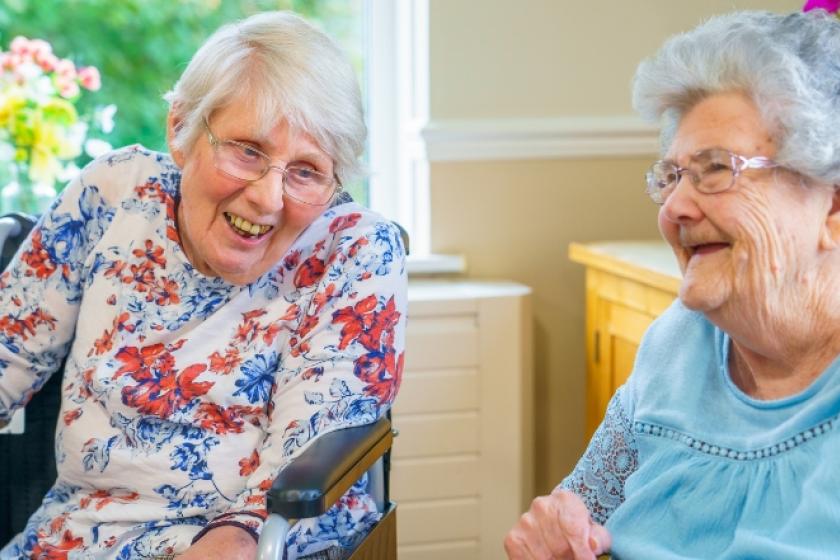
[226,133,333,170]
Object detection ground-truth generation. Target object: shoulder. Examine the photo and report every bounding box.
[75,145,180,205]
[623,299,719,413]
[305,203,406,266]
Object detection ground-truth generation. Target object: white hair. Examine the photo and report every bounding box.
[633,10,840,184]
[164,11,366,183]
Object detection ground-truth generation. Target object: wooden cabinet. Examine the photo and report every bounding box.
[568,242,680,439]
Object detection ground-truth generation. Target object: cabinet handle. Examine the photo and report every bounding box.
[594,330,600,364]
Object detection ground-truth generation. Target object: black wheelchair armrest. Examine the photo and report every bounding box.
[267,416,393,520]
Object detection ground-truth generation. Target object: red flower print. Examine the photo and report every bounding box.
[113,343,167,379]
[353,349,403,405]
[347,237,369,259]
[30,530,84,560]
[104,259,127,280]
[333,295,401,352]
[0,308,57,341]
[195,403,262,434]
[150,277,181,305]
[294,254,326,289]
[79,488,140,510]
[20,230,57,279]
[62,408,82,426]
[121,362,212,417]
[329,212,362,233]
[115,342,213,417]
[132,239,166,268]
[283,249,301,270]
[89,312,135,356]
[239,450,260,476]
[209,348,242,375]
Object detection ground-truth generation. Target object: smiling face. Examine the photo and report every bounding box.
[168,103,333,285]
[658,91,836,321]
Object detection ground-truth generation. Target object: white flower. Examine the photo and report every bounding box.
[96,104,117,134]
[84,138,112,158]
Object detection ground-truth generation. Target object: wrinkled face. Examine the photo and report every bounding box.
[168,103,332,285]
[658,91,834,320]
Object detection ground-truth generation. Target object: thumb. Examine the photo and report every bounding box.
[588,523,612,555]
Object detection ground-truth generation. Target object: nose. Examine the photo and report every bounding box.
[659,173,703,225]
[244,167,286,214]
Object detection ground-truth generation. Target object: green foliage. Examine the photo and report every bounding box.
[0,0,367,203]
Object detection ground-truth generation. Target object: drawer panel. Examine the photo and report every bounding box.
[405,315,478,370]
[394,369,478,414]
[399,540,480,560]
[398,498,480,544]
[392,454,480,501]
[392,412,479,459]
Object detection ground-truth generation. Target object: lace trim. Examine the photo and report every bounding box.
[635,415,836,460]
[560,388,638,525]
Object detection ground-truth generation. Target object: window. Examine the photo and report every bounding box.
[0,0,430,252]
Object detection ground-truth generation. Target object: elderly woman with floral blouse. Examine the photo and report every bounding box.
[0,11,405,560]
[506,9,840,560]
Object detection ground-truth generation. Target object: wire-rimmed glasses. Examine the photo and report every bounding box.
[645,148,778,205]
[204,119,341,206]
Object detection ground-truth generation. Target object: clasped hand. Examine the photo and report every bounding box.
[504,489,611,560]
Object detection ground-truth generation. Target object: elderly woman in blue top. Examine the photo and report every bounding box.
[0,11,406,560]
[505,9,840,560]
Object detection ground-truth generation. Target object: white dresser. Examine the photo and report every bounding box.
[394,279,533,559]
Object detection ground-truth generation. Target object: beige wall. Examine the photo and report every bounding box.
[426,0,800,495]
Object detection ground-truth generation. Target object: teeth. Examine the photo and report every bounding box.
[225,212,272,236]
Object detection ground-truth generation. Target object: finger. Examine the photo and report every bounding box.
[505,514,546,560]
[531,496,571,558]
[589,523,612,555]
[555,494,597,560]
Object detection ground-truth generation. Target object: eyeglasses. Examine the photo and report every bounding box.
[645,148,779,205]
[203,119,341,206]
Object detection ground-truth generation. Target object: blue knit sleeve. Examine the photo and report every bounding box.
[559,387,638,524]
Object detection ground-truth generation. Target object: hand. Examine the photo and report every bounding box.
[504,489,611,559]
[176,525,258,560]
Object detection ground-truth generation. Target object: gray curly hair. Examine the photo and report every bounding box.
[633,10,840,184]
[164,11,366,184]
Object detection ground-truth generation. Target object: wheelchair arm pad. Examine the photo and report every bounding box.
[267,417,393,519]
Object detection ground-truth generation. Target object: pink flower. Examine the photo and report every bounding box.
[9,36,31,56]
[803,0,840,12]
[29,39,52,58]
[78,66,101,91]
[57,77,80,99]
[54,58,76,79]
[36,52,59,73]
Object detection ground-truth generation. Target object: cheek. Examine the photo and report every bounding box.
[658,208,679,246]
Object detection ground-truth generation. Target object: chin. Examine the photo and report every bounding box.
[678,281,728,314]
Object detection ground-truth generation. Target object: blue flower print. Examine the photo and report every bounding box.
[233,352,278,404]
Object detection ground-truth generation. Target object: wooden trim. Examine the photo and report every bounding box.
[323,429,394,510]
[568,241,681,294]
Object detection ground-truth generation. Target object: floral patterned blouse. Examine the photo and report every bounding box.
[0,146,407,559]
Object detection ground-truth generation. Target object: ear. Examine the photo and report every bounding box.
[818,186,840,250]
[166,108,186,168]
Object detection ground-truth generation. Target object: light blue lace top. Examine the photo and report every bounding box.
[561,300,840,559]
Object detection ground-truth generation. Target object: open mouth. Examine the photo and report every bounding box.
[690,242,730,256]
[224,212,273,238]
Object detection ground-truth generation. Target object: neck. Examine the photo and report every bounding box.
[725,313,840,401]
[717,265,840,399]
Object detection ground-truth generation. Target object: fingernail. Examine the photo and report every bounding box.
[589,536,600,551]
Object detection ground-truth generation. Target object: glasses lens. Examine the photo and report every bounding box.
[692,149,735,194]
[215,142,267,181]
[283,165,336,205]
[646,161,678,204]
